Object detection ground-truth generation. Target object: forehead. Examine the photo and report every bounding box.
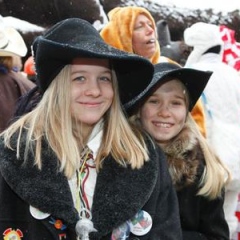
[71,57,110,68]
[154,79,186,96]
[135,14,152,24]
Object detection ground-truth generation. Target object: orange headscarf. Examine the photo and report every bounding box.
[100,6,160,64]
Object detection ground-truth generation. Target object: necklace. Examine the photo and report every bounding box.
[76,147,96,219]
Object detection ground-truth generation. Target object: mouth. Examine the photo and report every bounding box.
[152,122,173,128]
[80,102,102,107]
[147,39,156,44]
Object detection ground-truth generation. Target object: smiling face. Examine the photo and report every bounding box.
[70,58,114,135]
[132,14,157,59]
[140,79,188,147]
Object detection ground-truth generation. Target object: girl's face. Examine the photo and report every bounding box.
[70,58,114,132]
[140,79,188,147]
[132,14,156,60]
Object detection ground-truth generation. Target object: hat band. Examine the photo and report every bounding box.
[0,40,9,50]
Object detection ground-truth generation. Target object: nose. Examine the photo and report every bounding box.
[85,79,101,97]
[157,104,171,117]
[145,24,154,35]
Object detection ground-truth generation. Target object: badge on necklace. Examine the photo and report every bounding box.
[30,205,50,219]
[129,210,152,236]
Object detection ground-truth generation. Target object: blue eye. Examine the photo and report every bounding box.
[172,101,181,105]
[148,99,159,104]
[170,100,185,108]
[73,76,85,81]
[99,76,112,82]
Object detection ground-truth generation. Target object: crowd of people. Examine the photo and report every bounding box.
[0,5,240,240]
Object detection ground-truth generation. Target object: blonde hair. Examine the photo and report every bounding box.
[182,81,231,199]
[182,84,231,199]
[187,115,231,199]
[1,65,149,179]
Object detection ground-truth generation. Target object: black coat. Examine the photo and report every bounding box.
[0,133,182,240]
[163,122,230,240]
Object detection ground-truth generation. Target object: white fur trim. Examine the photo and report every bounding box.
[184,22,223,66]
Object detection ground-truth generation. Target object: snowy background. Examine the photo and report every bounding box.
[1,0,239,35]
[153,0,239,12]
[0,0,239,62]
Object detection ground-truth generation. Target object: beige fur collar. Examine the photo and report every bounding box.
[161,122,201,190]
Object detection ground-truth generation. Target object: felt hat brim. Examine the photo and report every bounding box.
[125,62,212,114]
[33,18,154,105]
[0,27,27,57]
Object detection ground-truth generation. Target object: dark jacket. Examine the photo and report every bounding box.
[0,71,35,132]
[0,131,182,239]
[162,122,229,240]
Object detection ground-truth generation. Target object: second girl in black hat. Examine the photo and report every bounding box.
[0,18,182,239]
[127,62,231,240]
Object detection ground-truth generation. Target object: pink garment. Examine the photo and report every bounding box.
[220,25,240,71]
[232,194,240,240]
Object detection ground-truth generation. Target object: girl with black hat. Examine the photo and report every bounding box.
[0,18,182,239]
[127,62,231,240]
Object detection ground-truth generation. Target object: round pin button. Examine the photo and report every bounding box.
[129,210,152,236]
[111,221,130,240]
[30,205,50,220]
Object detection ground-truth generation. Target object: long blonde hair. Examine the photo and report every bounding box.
[187,115,231,199]
[1,65,149,179]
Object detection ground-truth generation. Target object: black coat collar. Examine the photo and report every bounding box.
[0,135,159,237]
[91,151,158,237]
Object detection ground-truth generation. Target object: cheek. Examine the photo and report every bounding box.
[140,106,153,123]
[132,33,141,47]
[178,110,187,125]
[71,88,78,99]
[132,32,137,42]
[71,83,82,97]
[104,86,114,100]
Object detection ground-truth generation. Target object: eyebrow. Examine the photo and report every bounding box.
[150,93,185,100]
[71,70,111,75]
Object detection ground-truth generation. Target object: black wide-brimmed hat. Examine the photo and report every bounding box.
[32,18,154,105]
[125,62,212,114]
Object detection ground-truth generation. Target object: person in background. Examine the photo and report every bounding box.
[126,62,231,240]
[23,55,36,82]
[0,20,35,132]
[100,6,161,64]
[100,6,207,137]
[184,22,240,239]
[12,55,23,72]
[220,25,240,72]
[219,29,240,233]
[0,18,182,240]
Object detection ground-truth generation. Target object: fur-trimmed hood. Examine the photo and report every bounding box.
[161,121,204,190]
